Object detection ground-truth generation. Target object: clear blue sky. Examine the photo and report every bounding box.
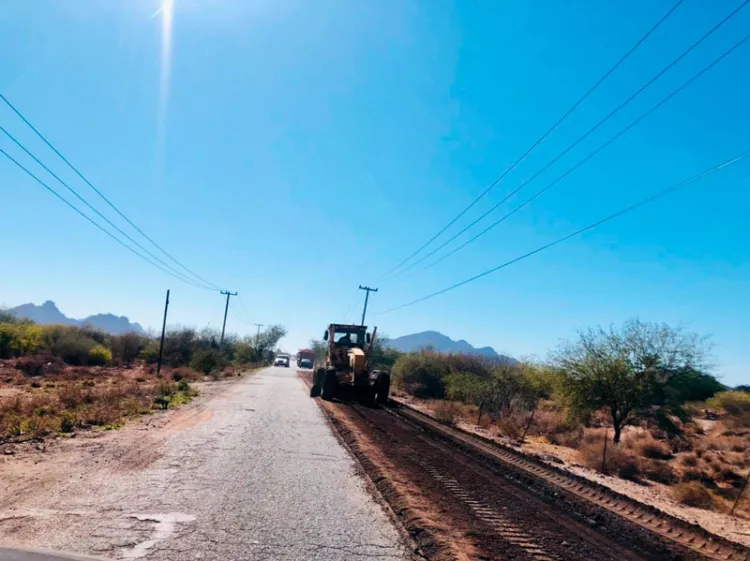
[1,0,748,385]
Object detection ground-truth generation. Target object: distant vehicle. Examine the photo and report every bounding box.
[298,358,313,369]
[297,348,315,367]
[274,355,290,367]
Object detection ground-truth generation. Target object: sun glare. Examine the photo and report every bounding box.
[158,0,174,143]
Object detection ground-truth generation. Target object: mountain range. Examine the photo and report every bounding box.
[5,301,145,335]
[386,330,515,362]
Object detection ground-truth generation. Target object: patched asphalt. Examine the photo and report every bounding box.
[0,367,409,560]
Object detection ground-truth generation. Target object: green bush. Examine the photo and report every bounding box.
[59,411,76,433]
[191,349,225,376]
[707,391,750,416]
[88,345,113,366]
[392,350,450,399]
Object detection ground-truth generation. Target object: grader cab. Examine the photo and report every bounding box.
[309,323,390,404]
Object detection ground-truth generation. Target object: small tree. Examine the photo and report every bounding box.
[553,319,711,443]
[310,339,328,363]
[253,325,288,364]
[112,332,145,366]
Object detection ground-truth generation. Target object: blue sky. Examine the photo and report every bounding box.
[1,0,748,385]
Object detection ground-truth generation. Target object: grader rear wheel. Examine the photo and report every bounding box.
[374,372,391,405]
[321,369,337,401]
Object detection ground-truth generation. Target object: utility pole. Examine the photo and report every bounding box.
[156,289,170,376]
[219,290,238,345]
[358,285,378,326]
[254,323,264,339]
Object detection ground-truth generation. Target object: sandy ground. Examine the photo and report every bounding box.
[0,368,409,560]
[395,395,750,549]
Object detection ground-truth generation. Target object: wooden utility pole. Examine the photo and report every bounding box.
[358,285,378,326]
[254,323,264,339]
[219,290,238,345]
[156,289,170,376]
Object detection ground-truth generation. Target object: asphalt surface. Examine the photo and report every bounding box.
[0,367,409,561]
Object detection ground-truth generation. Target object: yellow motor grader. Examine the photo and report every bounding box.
[309,323,390,404]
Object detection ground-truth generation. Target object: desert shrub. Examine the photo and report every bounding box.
[578,432,641,480]
[707,391,750,416]
[177,379,190,392]
[641,460,677,484]
[88,344,112,366]
[140,341,160,363]
[672,482,715,509]
[496,416,523,440]
[170,367,201,382]
[191,349,225,376]
[434,403,458,426]
[392,351,450,399]
[716,466,746,488]
[111,332,146,366]
[15,355,49,377]
[548,428,584,448]
[634,437,673,460]
[680,453,699,467]
[59,411,76,433]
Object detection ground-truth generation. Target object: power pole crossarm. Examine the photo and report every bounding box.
[219,290,238,345]
[358,285,378,326]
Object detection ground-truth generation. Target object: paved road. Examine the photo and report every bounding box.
[0,367,409,560]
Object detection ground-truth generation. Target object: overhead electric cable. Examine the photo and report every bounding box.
[383,0,685,276]
[396,0,748,275]
[0,92,221,291]
[378,150,750,315]
[1,147,215,291]
[1,126,219,291]
[420,30,750,272]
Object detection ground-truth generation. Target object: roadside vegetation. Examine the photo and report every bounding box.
[0,311,286,443]
[388,319,750,516]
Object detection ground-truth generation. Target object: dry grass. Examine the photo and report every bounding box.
[0,362,199,442]
[632,437,673,460]
[672,482,715,509]
[434,403,458,426]
[578,430,642,480]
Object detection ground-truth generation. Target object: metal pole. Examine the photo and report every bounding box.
[156,289,170,376]
[358,285,378,326]
[219,290,237,345]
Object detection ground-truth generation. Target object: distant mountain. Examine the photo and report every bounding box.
[386,330,516,363]
[6,301,145,335]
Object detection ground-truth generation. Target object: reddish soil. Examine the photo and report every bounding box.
[299,371,734,561]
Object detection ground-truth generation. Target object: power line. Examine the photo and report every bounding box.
[378,150,750,315]
[1,126,219,291]
[420,29,750,272]
[341,288,361,323]
[236,294,254,324]
[396,0,748,276]
[0,92,221,291]
[0,147,215,291]
[383,0,685,277]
